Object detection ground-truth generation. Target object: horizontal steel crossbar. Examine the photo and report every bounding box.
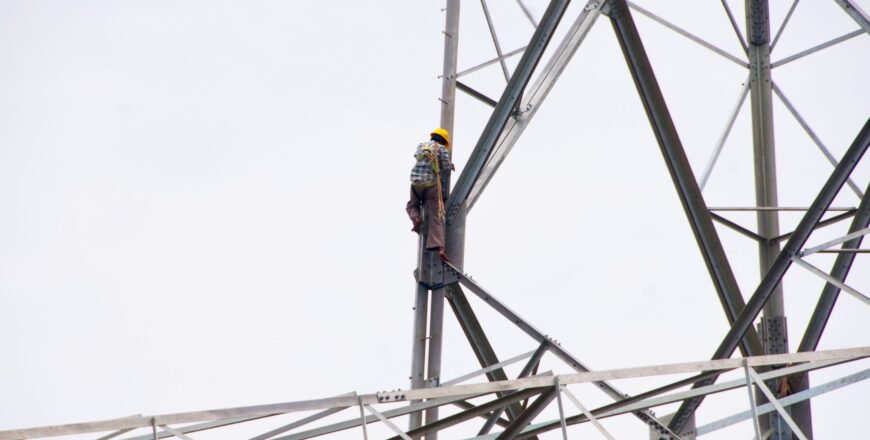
[466,358,863,439]
[2,349,866,439]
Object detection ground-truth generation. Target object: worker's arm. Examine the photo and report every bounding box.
[438,145,453,173]
[439,145,452,200]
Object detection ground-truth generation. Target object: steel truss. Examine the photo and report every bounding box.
[1,346,867,439]
[3,0,868,439]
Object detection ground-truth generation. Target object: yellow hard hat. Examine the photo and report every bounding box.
[431,128,450,145]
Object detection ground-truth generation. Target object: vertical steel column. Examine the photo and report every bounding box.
[746,2,791,438]
[424,2,460,437]
[440,0,460,141]
[668,118,870,434]
[747,0,784,320]
[409,284,429,430]
[607,0,762,359]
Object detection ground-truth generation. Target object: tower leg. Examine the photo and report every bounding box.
[409,283,428,430]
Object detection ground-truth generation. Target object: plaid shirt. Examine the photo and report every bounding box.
[410,140,450,185]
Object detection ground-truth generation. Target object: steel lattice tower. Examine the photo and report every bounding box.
[409,1,869,439]
[1,1,868,439]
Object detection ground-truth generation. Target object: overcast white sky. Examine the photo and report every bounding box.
[1,1,868,439]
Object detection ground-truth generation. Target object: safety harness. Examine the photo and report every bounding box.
[416,142,446,221]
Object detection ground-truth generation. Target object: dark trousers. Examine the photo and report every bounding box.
[406,184,445,249]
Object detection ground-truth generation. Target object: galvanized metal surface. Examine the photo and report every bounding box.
[772,81,864,198]
[609,0,762,361]
[699,75,750,191]
[747,368,810,440]
[516,357,856,438]
[447,263,675,435]
[771,30,864,69]
[5,3,868,440]
[792,257,870,305]
[466,0,603,208]
[627,1,748,67]
[832,0,870,33]
[479,0,511,82]
[798,181,870,353]
[446,0,572,221]
[2,349,866,440]
[695,367,870,435]
[746,2,791,435]
[743,361,764,439]
[445,284,527,424]
[668,117,870,433]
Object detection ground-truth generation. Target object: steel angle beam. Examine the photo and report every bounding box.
[97,428,135,440]
[442,349,538,387]
[592,358,855,419]
[445,284,528,424]
[771,209,857,243]
[466,1,604,209]
[770,0,800,51]
[792,257,870,306]
[480,0,511,82]
[553,380,569,440]
[710,212,766,242]
[457,81,498,108]
[772,30,864,69]
[0,396,354,440]
[247,406,351,440]
[446,0,573,222]
[607,0,762,359]
[800,226,870,256]
[696,367,870,435]
[479,344,549,436]
[699,75,751,191]
[275,395,480,440]
[452,401,512,427]
[773,81,864,198]
[627,1,748,67]
[668,118,870,434]
[744,1,791,435]
[121,414,278,440]
[833,0,870,34]
[409,284,429,430]
[799,180,870,352]
[746,368,810,440]
[5,351,866,440]
[496,388,558,440]
[561,388,615,439]
[443,264,676,436]
[386,388,547,440]
[156,425,195,440]
[383,348,870,402]
[365,405,413,440]
[519,368,726,435]
[719,0,749,55]
[516,0,539,27]
[506,357,859,439]
[742,362,764,439]
[457,47,527,79]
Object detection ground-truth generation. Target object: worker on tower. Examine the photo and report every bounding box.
[406,128,454,262]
